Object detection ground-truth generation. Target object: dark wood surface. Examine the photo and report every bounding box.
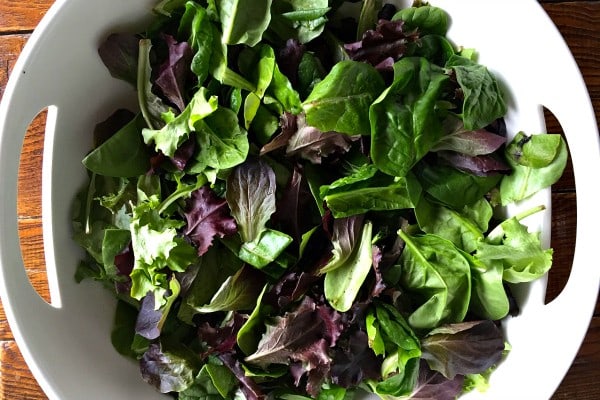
[0,1,598,399]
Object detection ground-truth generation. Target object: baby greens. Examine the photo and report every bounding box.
[73,1,567,399]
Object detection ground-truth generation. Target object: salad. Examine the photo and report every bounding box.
[72,0,568,399]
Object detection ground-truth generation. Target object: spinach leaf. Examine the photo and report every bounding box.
[370,57,449,177]
[398,231,471,330]
[324,220,373,312]
[303,60,385,135]
[446,55,507,131]
[179,362,237,400]
[462,253,509,321]
[415,197,492,253]
[414,162,501,209]
[83,114,151,177]
[217,0,272,46]
[323,171,422,219]
[392,5,449,36]
[500,132,568,205]
[190,107,250,174]
[208,24,256,91]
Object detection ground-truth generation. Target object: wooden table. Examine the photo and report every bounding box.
[0,1,598,399]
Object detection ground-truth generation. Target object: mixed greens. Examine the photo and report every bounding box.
[72,0,568,399]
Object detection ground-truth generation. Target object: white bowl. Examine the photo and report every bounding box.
[0,1,598,399]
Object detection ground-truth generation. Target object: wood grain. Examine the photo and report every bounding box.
[0,1,598,399]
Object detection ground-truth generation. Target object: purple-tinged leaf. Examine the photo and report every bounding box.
[260,112,296,156]
[136,292,162,340]
[370,245,387,299]
[438,151,510,177]
[421,320,505,379]
[155,34,193,112]
[226,159,277,243]
[93,109,136,148]
[219,353,266,400]
[265,271,319,310]
[140,343,195,393]
[344,19,419,70]
[273,165,318,248]
[198,313,248,356]
[330,330,381,388]
[320,215,365,274]
[316,302,344,347]
[277,39,306,87]
[245,297,325,368]
[98,33,140,86]
[184,186,237,256]
[286,114,360,164]
[170,136,196,171]
[432,129,506,156]
[406,361,464,400]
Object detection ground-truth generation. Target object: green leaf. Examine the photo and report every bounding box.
[398,231,471,329]
[238,229,293,269]
[82,114,151,177]
[324,220,373,312]
[142,87,219,158]
[446,55,507,131]
[365,309,386,356]
[357,0,382,40]
[370,57,449,177]
[462,253,509,321]
[237,285,270,355]
[500,133,568,205]
[101,228,131,278]
[179,2,214,83]
[392,5,449,36]
[323,172,422,219]
[195,266,265,313]
[476,217,553,283]
[303,60,385,135]
[415,197,492,253]
[190,107,250,174]
[137,39,170,129]
[270,0,330,44]
[217,0,272,46]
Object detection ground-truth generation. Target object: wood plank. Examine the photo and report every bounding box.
[0,341,44,400]
[0,1,52,33]
[0,34,29,99]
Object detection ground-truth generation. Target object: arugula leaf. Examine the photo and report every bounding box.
[303,60,385,135]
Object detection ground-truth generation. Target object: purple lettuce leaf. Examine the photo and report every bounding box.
[135,292,162,340]
[277,38,306,87]
[170,136,196,171]
[344,19,419,70]
[198,313,248,357]
[98,33,140,86]
[154,34,193,112]
[261,112,359,164]
[219,353,266,400]
[286,114,360,164]
[330,329,381,388]
[244,297,325,368]
[437,151,510,177]
[432,129,506,156]
[406,361,464,400]
[370,245,387,299]
[421,320,505,379]
[272,165,319,249]
[140,343,196,393]
[226,159,277,244]
[184,186,237,256]
[264,271,319,310]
